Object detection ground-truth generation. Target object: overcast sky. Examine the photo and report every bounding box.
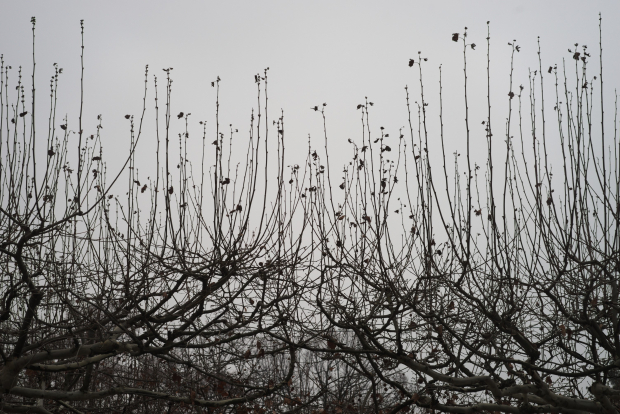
[2,1,619,178]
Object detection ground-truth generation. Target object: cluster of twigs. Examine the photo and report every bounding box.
[0,15,619,414]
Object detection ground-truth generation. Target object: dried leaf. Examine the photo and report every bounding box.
[559,324,566,337]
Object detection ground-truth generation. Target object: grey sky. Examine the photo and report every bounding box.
[2,1,619,176]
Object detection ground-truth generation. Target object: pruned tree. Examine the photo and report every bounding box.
[303,18,620,414]
[0,19,311,414]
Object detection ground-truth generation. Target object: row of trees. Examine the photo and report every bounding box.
[1,17,619,414]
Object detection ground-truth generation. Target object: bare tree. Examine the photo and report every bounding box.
[303,17,620,414]
[0,19,311,413]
